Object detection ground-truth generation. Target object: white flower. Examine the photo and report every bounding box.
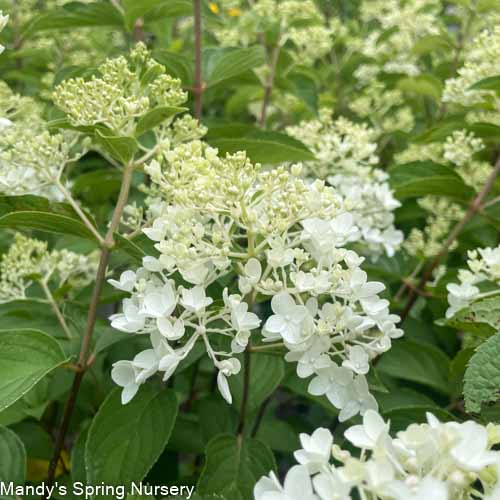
[342,345,370,375]
[312,469,352,500]
[230,301,261,333]
[349,269,385,302]
[217,358,241,404]
[239,258,262,294]
[294,428,333,473]
[142,282,177,318]
[344,409,388,449]
[180,285,213,313]
[338,374,378,422]
[111,360,140,404]
[385,476,448,500]
[450,421,498,472]
[445,282,480,318]
[308,364,354,409]
[110,298,146,333]
[254,466,319,500]
[108,270,137,292]
[111,349,159,404]
[264,293,312,345]
[157,317,185,341]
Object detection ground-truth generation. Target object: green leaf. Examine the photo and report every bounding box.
[377,340,451,395]
[389,161,473,201]
[143,0,193,22]
[85,386,178,494]
[412,34,452,55]
[197,435,276,500]
[122,0,164,30]
[153,50,193,84]
[71,425,89,484]
[196,397,237,442]
[414,121,463,144]
[464,331,500,412]
[0,329,67,411]
[95,131,139,164]
[204,47,266,87]
[254,417,299,453]
[208,130,315,164]
[23,2,123,37]
[0,211,97,240]
[398,74,443,101]
[228,353,284,416]
[468,75,500,92]
[135,106,187,137]
[0,426,26,493]
[442,295,500,336]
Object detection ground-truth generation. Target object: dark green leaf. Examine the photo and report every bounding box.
[377,340,451,395]
[197,435,275,500]
[468,75,500,92]
[0,329,67,411]
[389,161,473,201]
[85,386,177,494]
[228,353,284,415]
[0,426,26,493]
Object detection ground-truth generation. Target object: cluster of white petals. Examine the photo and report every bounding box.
[287,112,403,258]
[443,26,500,109]
[109,136,402,414]
[212,0,333,66]
[255,410,500,500]
[446,245,500,318]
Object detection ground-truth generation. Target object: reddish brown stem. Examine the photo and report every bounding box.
[193,0,203,119]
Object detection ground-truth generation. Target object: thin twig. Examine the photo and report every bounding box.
[40,280,73,340]
[249,342,285,352]
[44,162,135,491]
[56,180,105,246]
[259,44,281,127]
[401,156,500,322]
[251,395,272,437]
[193,0,203,120]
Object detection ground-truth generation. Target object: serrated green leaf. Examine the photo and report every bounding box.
[377,340,451,395]
[389,161,473,201]
[443,295,500,336]
[197,435,276,500]
[0,426,26,495]
[85,386,177,495]
[0,329,67,411]
[228,353,284,416]
[135,106,187,137]
[95,131,139,164]
[464,331,500,412]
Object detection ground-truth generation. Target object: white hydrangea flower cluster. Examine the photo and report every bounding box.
[443,26,500,109]
[0,233,99,303]
[109,138,402,414]
[286,112,403,258]
[212,0,333,66]
[0,11,8,54]
[53,43,187,136]
[446,245,500,318]
[357,0,443,78]
[348,82,415,134]
[255,410,500,500]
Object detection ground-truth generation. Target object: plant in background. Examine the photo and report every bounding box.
[0,1,499,499]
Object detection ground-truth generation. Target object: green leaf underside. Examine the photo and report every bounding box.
[0,426,27,492]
